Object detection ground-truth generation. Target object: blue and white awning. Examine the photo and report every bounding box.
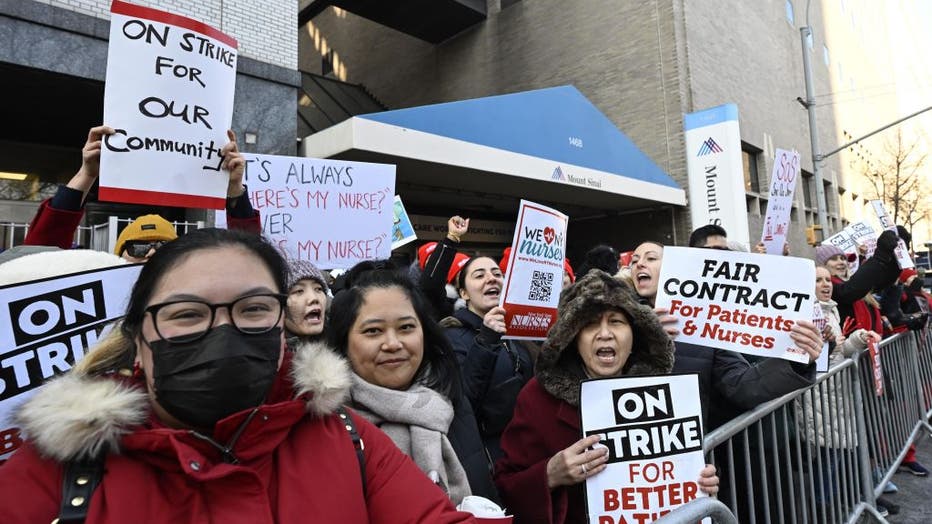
[301,85,685,208]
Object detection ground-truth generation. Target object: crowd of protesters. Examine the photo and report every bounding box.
[0,125,929,523]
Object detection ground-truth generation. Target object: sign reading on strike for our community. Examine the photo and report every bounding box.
[100,0,237,210]
[241,153,396,269]
[0,264,142,461]
[869,200,914,269]
[760,149,800,255]
[581,374,706,524]
[655,247,814,364]
[500,200,568,340]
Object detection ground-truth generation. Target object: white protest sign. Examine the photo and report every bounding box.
[812,302,830,373]
[581,374,706,524]
[823,228,859,273]
[847,221,877,263]
[655,247,814,364]
[391,196,417,250]
[242,153,395,269]
[761,149,800,255]
[0,264,142,460]
[100,0,237,210]
[869,200,914,269]
[500,200,568,340]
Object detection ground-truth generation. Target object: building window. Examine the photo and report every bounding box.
[823,45,830,66]
[742,144,761,193]
[801,171,813,209]
[785,1,795,25]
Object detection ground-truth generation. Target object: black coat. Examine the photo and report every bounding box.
[672,341,815,430]
[443,308,533,462]
[446,381,500,503]
[832,232,901,323]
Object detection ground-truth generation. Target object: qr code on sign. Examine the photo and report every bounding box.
[528,270,554,302]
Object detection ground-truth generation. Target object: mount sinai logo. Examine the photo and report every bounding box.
[697,137,724,156]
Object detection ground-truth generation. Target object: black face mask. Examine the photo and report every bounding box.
[908,279,923,293]
[148,325,282,430]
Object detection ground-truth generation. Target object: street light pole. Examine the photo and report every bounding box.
[799,23,830,237]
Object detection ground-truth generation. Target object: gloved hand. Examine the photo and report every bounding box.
[876,230,899,253]
[905,312,929,331]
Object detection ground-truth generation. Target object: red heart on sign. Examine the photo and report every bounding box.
[543,227,556,245]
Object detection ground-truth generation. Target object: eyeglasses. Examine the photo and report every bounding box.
[123,240,167,258]
[145,293,287,343]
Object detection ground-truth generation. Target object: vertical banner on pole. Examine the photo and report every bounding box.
[684,104,750,247]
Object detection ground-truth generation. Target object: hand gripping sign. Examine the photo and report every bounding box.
[655,247,815,363]
[500,200,569,340]
[581,374,706,524]
[100,0,238,209]
[869,200,914,269]
[0,264,141,460]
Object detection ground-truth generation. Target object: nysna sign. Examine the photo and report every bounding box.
[684,104,750,247]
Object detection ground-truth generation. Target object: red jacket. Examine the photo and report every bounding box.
[495,378,584,524]
[24,195,261,249]
[0,347,474,524]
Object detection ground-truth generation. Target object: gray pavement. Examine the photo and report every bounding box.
[884,432,932,523]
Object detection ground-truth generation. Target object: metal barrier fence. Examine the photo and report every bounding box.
[1,217,205,253]
[654,497,738,524]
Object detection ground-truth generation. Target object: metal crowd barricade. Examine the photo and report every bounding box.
[654,497,738,524]
[914,326,932,420]
[0,217,205,254]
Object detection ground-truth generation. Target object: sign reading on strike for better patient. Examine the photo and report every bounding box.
[0,264,142,461]
[242,153,396,269]
[655,247,814,364]
[581,374,706,524]
[500,200,568,340]
[760,149,800,255]
[100,0,238,209]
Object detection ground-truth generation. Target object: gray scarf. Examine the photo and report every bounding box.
[349,374,471,505]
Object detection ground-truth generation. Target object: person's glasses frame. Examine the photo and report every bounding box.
[123,240,167,258]
[144,293,288,344]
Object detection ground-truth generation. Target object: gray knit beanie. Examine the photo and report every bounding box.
[287,259,330,293]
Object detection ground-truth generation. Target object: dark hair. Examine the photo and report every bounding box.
[688,224,728,247]
[576,244,619,278]
[454,255,497,291]
[121,228,288,340]
[327,260,461,399]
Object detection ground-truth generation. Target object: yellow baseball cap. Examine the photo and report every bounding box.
[114,214,178,255]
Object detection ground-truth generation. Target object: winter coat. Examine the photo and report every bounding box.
[0,343,475,524]
[495,271,674,524]
[23,186,262,249]
[796,299,867,449]
[830,238,900,324]
[441,307,534,462]
[672,341,816,430]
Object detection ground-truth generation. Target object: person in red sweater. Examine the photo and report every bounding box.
[24,126,261,261]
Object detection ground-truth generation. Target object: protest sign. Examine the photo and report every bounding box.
[823,228,859,273]
[869,200,914,269]
[581,374,706,524]
[241,153,395,269]
[655,247,814,364]
[812,301,830,373]
[760,149,800,255]
[500,200,568,340]
[0,264,142,460]
[100,0,237,209]
[868,339,884,397]
[391,195,417,250]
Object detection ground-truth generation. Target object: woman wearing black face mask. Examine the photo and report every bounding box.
[0,228,474,524]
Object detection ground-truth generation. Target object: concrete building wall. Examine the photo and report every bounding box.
[33,0,297,69]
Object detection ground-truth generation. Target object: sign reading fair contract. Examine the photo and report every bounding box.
[655,247,814,364]
[500,200,568,340]
[869,200,914,269]
[0,264,141,460]
[242,153,395,269]
[581,375,706,524]
[100,0,237,209]
[760,149,800,255]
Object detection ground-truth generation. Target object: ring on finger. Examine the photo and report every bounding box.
[581,464,588,475]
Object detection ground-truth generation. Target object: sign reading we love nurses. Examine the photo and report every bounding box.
[100,0,237,210]
[655,247,815,364]
[500,200,568,340]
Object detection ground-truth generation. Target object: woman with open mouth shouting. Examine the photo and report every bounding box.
[441,256,535,464]
[284,259,330,346]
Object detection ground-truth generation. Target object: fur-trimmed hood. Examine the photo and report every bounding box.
[14,341,351,462]
[537,270,674,406]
